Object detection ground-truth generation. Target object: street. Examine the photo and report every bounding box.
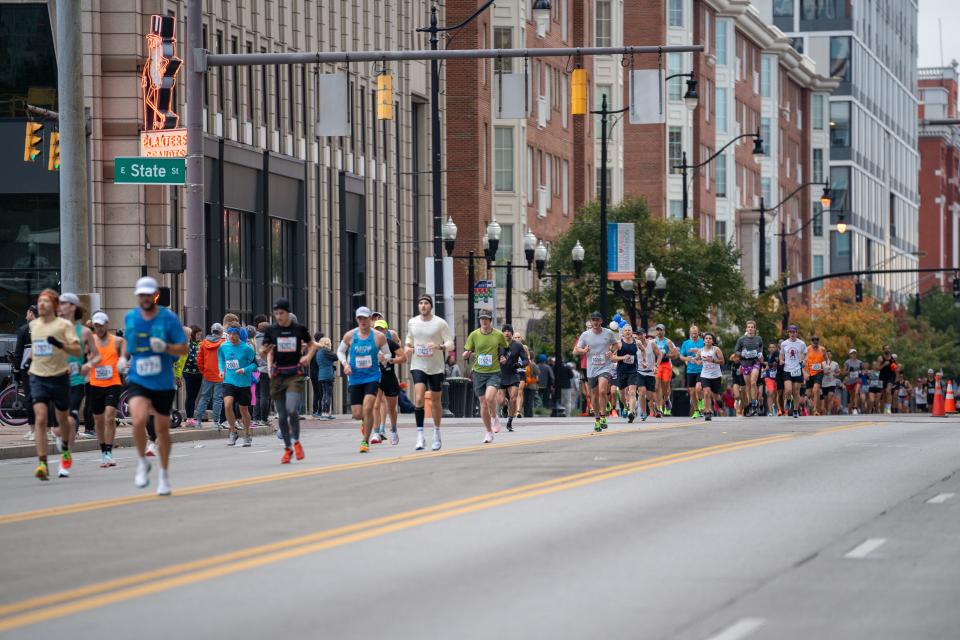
[0,414,958,639]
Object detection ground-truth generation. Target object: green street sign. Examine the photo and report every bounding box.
[114,157,185,185]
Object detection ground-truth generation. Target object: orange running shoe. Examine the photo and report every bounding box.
[293,441,305,460]
[359,440,369,453]
[280,448,293,464]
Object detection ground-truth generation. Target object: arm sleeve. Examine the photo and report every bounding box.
[337,340,349,365]
[379,340,392,360]
[197,344,206,370]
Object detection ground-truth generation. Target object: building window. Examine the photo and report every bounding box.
[668,0,683,27]
[668,54,683,101]
[813,201,824,236]
[715,153,727,197]
[562,159,570,215]
[595,0,612,47]
[829,101,851,148]
[761,177,771,204]
[215,31,224,112]
[813,255,824,291]
[715,220,727,242]
[760,56,772,98]
[596,167,611,203]
[669,200,684,220]
[494,127,515,192]
[494,27,512,73]
[230,37,239,118]
[830,166,850,211]
[759,117,771,155]
[813,148,823,183]
[773,0,794,17]
[802,0,851,20]
[270,218,296,303]
[716,87,727,132]
[494,225,514,289]
[223,209,254,317]
[830,36,851,82]
[527,146,534,203]
[715,19,728,65]
[246,43,254,122]
[812,94,824,129]
[668,127,683,172]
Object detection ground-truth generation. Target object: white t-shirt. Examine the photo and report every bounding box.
[698,346,722,379]
[404,315,454,375]
[780,339,807,375]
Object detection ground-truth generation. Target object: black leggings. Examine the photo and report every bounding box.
[256,373,272,421]
[183,373,203,419]
[319,380,333,415]
[311,377,322,414]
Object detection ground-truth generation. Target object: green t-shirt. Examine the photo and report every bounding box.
[465,328,509,373]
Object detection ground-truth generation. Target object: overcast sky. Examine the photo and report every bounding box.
[918,0,960,68]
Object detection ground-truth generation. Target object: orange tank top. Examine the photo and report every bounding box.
[90,334,122,387]
[806,346,825,377]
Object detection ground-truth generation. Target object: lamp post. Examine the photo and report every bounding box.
[535,240,585,417]
[637,263,667,332]
[755,182,832,292]
[676,131,763,222]
[778,208,846,329]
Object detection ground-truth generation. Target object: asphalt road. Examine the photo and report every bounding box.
[0,414,958,640]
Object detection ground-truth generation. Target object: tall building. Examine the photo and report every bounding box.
[917,64,960,293]
[759,0,920,303]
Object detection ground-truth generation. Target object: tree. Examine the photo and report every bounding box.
[890,316,960,380]
[789,280,893,360]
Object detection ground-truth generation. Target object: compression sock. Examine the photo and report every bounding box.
[100,443,106,453]
[414,407,425,430]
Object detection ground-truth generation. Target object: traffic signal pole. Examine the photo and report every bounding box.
[184,0,206,328]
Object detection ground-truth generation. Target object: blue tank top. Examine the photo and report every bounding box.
[348,329,381,386]
[656,337,670,363]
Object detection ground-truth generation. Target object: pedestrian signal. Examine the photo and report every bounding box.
[23,122,43,162]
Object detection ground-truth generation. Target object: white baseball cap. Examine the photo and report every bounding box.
[60,292,81,306]
[355,306,372,318]
[135,277,159,295]
[92,312,109,325]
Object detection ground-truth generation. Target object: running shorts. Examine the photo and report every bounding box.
[764,378,777,393]
[125,382,177,416]
[88,384,123,415]
[472,371,501,397]
[656,362,673,383]
[619,372,640,389]
[698,376,722,394]
[685,373,701,388]
[29,374,70,412]
[379,371,400,398]
[638,374,656,393]
[806,373,824,389]
[587,372,614,389]
[739,361,761,377]
[348,380,380,406]
[411,370,444,392]
[222,383,252,407]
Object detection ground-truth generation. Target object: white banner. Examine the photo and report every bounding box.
[629,69,666,125]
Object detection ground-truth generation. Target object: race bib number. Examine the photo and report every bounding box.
[415,344,433,358]
[33,340,52,357]
[225,359,240,370]
[354,355,373,369]
[276,337,297,353]
[812,363,822,371]
[742,350,758,359]
[68,362,80,376]
[94,366,113,380]
[590,354,606,367]
[623,355,635,364]
[477,354,493,367]
[135,356,162,377]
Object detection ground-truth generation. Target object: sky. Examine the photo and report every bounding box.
[918,0,960,68]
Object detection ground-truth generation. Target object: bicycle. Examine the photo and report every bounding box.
[0,352,30,427]
[116,386,183,429]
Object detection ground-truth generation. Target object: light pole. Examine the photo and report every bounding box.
[441,218,509,334]
[778,208,846,329]
[755,182,832,292]
[611,279,637,328]
[676,131,763,222]
[637,263,667,332]
[535,240,585,417]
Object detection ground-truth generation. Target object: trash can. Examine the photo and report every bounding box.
[671,388,690,416]
[446,377,473,418]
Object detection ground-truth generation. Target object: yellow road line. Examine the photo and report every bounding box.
[0,420,696,526]
[0,421,884,631]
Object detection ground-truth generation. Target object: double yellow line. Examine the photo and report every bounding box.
[0,424,880,633]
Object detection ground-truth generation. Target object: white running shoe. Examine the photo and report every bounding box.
[227,432,238,446]
[432,429,442,451]
[105,451,116,467]
[483,431,493,444]
[389,428,399,446]
[145,441,158,457]
[852,408,859,415]
[242,436,252,447]
[370,432,382,444]
[415,432,425,451]
[157,473,171,497]
[58,463,70,478]
[492,417,501,434]
[135,460,152,489]
[23,430,34,441]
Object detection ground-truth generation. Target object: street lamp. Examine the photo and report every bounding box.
[778,209,846,329]
[443,216,457,256]
[523,229,537,266]
[487,219,502,258]
[636,263,666,332]
[675,131,764,222]
[532,0,552,37]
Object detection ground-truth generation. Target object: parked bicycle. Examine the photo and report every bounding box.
[0,352,30,427]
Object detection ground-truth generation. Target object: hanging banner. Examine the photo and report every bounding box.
[607,223,635,281]
[317,74,350,136]
[629,69,666,125]
[497,74,529,119]
[473,280,496,311]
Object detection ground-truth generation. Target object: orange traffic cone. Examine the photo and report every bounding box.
[945,381,957,415]
[932,375,945,417]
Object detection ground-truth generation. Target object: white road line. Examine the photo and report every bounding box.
[705,617,767,640]
[927,492,955,504]
[844,537,887,559]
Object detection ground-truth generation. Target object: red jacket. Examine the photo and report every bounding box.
[196,336,225,382]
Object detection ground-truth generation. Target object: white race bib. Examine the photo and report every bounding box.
[94,365,113,380]
[276,336,297,353]
[415,344,433,358]
[812,363,822,371]
[743,349,759,359]
[225,359,240,370]
[135,355,162,377]
[623,355,635,364]
[68,362,80,376]
[477,354,493,367]
[32,340,52,357]
[590,354,606,366]
[354,355,373,369]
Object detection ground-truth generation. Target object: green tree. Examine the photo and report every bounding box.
[890,316,960,380]
[913,289,960,335]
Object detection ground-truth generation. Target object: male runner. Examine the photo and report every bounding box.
[219,324,257,447]
[925,368,937,408]
[573,312,618,432]
[404,295,454,451]
[498,324,527,431]
[805,336,827,415]
[261,298,317,463]
[611,325,640,422]
[636,329,661,420]
[679,325,705,418]
[779,325,807,419]
[124,277,188,495]
[875,346,896,414]
[59,293,101,440]
[843,349,864,415]
[463,311,509,443]
[652,324,678,416]
[373,318,405,445]
[29,290,81,480]
[88,312,127,467]
[339,307,392,452]
[732,321,764,416]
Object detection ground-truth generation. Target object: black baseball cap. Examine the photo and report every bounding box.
[502,323,514,332]
[479,311,493,319]
[590,311,603,320]
[272,298,291,312]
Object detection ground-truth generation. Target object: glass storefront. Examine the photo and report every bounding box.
[0,5,58,118]
[0,195,60,333]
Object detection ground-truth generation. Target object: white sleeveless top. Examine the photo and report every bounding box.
[699,346,722,379]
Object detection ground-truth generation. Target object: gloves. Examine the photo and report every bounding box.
[46,336,64,349]
[149,337,167,353]
[117,357,129,374]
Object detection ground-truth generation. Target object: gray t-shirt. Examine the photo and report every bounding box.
[734,335,764,361]
[577,328,618,378]
[843,358,863,383]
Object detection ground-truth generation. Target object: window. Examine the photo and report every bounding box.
[494,225,514,288]
[669,200,684,220]
[760,117,771,155]
[668,0,683,27]
[773,0,793,17]
[223,209,254,317]
[830,36,851,82]
[230,37,239,118]
[812,148,823,183]
[246,43,254,122]
[716,87,727,132]
[274,65,281,129]
[830,101,851,148]
[812,94,824,129]
[668,127,683,172]
[813,202,824,236]
[760,56,772,98]
[527,146,534,203]
[715,19,728,65]
[668,53,683,101]
[494,27,512,73]
[715,220,727,242]
[0,4,58,118]
[216,31,224,112]
[270,218,296,303]
[596,167,611,202]
[830,166,850,212]
[494,127,515,191]
[761,177,772,204]
[813,255,824,291]
[764,239,771,277]
[802,0,851,20]
[260,48,268,129]
[715,153,727,197]
[562,159,570,215]
[595,1,612,46]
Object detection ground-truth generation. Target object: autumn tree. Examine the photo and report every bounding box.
[789,279,893,360]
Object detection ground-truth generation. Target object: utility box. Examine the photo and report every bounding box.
[158,248,186,274]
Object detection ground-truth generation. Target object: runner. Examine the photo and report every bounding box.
[779,325,807,419]
[28,290,81,480]
[875,345,896,414]
[260,298,317,463]
[88,312,126,467]
[124,277,188,495]
[732,321,764,417]
[805,336,827,415]
[679,325,705,418]
[821,350,839,415]
[915,377,928,413]
[652,324,678,416]
[339,307,391,453]
[573,312,618,432]
[843,349,864,415]
[695,332,724,422]
[498,324,527,431]
[463,311,509,443]
[219,324,257,447]
[636,329,661,421]
[58,293,101,440]
[373,319,405,445]
[762,342,782,416]
[925,368,937,408]
[404,295,454,451]
[611,325,640,423]
[867,363,883,413]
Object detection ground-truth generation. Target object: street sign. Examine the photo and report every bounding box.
[114,157,185,184]
[607,223,635,281]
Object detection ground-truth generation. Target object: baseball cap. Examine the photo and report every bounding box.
[501,323,514,333]
[787,324,798,331]
[655,323,665,331]
[134,277,159,296]
[226,325,243,335]
[371,311,384,318]
[210,323,224,334]
[60,292,81,306]
[272,297,291,312]
[590,311,603,320]
[374,319,388,330]
[479,310,493,319]
[355,306,372,318]
[928,368,935,374]
[92,312,109,325]
[849,348,858,354]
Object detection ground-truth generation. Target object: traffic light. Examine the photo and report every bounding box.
[23,122,43,162]
[157,286,172,307]
[571,68,588,116]
[855,279,863,303]
[47,131,60,171]
[376,72,393,120]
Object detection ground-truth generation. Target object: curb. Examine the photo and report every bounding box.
[0,425,278,460]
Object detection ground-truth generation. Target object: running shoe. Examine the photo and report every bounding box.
[792,410,800,419]
[135,460,151,488]
[654,410,663,419]
[663,407,672,416]
[431,429,442,451]
[100,452,110,468]
[227,432,238,446]
[312,413,322,419]
[105,451,116,467]
[483,431,493,444]
[594,418,602,433]
[359,441,369,453]
[370,432,383,445]
[157,473,171,496]
[641,412,648,422]
[184,418,197,428]
[242,436,252,447]
[415,432,425,451]
[146,441,158,457]
[79,430,97,440]
[692,410,702,419]
[600,416,608,430]
[389,427,399,446]
[628,411,636,423]
[377,425,387,439]
[60,450,73,471]
[704,412,712,421]
[506,416,514,432]
[293,441,305,460]
[23,430,35,441]
[35,461,49,481]
[492,417,501,434]
[280,448,293,464]
[698,399,706,411]
[852,408,859,415]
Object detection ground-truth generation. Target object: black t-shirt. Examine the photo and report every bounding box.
[500,341,526,376]
[263,323,312,369]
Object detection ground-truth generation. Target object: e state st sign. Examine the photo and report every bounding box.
[114,157,186,185]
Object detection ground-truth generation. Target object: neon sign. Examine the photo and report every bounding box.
[141,15,183,131]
